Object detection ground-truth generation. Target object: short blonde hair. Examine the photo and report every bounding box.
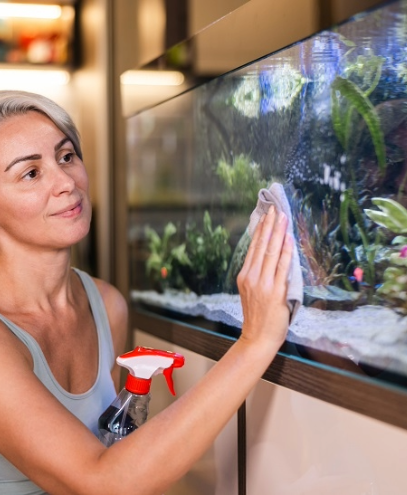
[0,90,83,160]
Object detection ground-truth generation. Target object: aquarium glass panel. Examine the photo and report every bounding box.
[128,0,407,388]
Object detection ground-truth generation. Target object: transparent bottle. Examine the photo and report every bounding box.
[98,346,185,447]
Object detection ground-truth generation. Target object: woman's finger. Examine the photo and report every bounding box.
[238,214,265,280]
[259,211,288,283]
[273,233,294,299]
[245,205,276,280]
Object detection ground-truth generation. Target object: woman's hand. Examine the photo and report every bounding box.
[237,205,293,349]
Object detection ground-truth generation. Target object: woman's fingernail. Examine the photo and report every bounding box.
[278,211,286,223]
[260,214,266,223]
[268,205,275,215]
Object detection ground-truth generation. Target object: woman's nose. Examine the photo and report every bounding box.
[51,164,76,195]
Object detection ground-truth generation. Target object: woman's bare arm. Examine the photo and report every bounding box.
[0,205,292,495]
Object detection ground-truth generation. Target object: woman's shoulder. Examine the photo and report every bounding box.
[91,276,127,309]
[0,319,33,370]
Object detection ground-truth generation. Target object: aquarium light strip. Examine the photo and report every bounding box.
[121,70,185,86]
[0,3,62,19]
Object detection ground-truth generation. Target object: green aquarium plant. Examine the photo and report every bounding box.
[328,54,388,302]
[144,222,191,292]
[145,212,232,295]
[181,211,232,295]
[216,154,269,213]
[338,189,397,305]
[331,74,386,175]
[331,54,386,175]
[364,197,407,233]
[339,188,379,295]
[364,197,407,313]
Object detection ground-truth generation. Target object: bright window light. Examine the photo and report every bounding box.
[121,70,185,86]
[0,3,62,19]
[0,69,70,89]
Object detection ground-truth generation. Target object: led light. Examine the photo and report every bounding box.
[121,70,185,86]
[0,69,70,89]
[0,3,62,19]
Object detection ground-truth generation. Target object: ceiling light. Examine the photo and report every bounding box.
[0,69,70,89]
[121,70,185,86]
[0,3,62,19]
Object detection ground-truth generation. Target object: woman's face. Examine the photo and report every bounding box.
[0,111,91,250]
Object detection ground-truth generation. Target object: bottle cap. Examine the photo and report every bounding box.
[117,346,185,395]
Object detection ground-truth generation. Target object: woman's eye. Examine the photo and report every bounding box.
[23,169,38,180]
[60,152,75,164]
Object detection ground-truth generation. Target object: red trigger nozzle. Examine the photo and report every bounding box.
[163,367,175,395]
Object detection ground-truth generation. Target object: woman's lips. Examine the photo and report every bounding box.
[53,200,83,218]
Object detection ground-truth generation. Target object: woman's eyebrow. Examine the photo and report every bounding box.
[4,153,41,172]
[4,137,72,172]
[55,137,71,151]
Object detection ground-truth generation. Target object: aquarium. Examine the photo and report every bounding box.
[127,0,407,387]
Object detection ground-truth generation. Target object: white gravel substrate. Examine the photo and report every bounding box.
[131,290,407,374]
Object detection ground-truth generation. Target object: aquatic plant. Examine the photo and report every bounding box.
[216,154,269,213]
[327,54,390,302]
[343,55,384,95]
[364,197,407,233]
[339,189,383,301]
[364,197,407,313]
[181,211,232,295]
[145,223,191,292]
[331,73,386,175]
[145,213,232,295]
[296,192,344,286]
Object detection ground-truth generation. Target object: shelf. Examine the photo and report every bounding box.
[0,1,77,66]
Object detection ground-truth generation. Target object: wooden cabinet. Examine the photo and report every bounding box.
[246,379,407,494]
[134,329,239,495]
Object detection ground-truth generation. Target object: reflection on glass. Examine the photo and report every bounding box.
[128,0,407,385]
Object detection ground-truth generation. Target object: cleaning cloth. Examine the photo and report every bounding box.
[248,182,303,322]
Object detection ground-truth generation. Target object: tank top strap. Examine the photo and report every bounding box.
[72,267,116,370]
[0,314,45,372]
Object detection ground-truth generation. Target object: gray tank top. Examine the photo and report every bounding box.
[0,268,118,495]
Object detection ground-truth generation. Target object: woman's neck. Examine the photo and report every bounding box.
[0,245,74,313]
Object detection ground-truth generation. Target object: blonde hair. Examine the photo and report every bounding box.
[0,90,83,160]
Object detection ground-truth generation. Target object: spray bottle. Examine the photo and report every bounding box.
[98,346,185,447]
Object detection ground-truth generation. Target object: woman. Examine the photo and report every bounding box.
[0,90,293,495]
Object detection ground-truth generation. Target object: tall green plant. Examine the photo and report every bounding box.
[331,75,386,174]
[339,189,381,300]
[331,54,386,175]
